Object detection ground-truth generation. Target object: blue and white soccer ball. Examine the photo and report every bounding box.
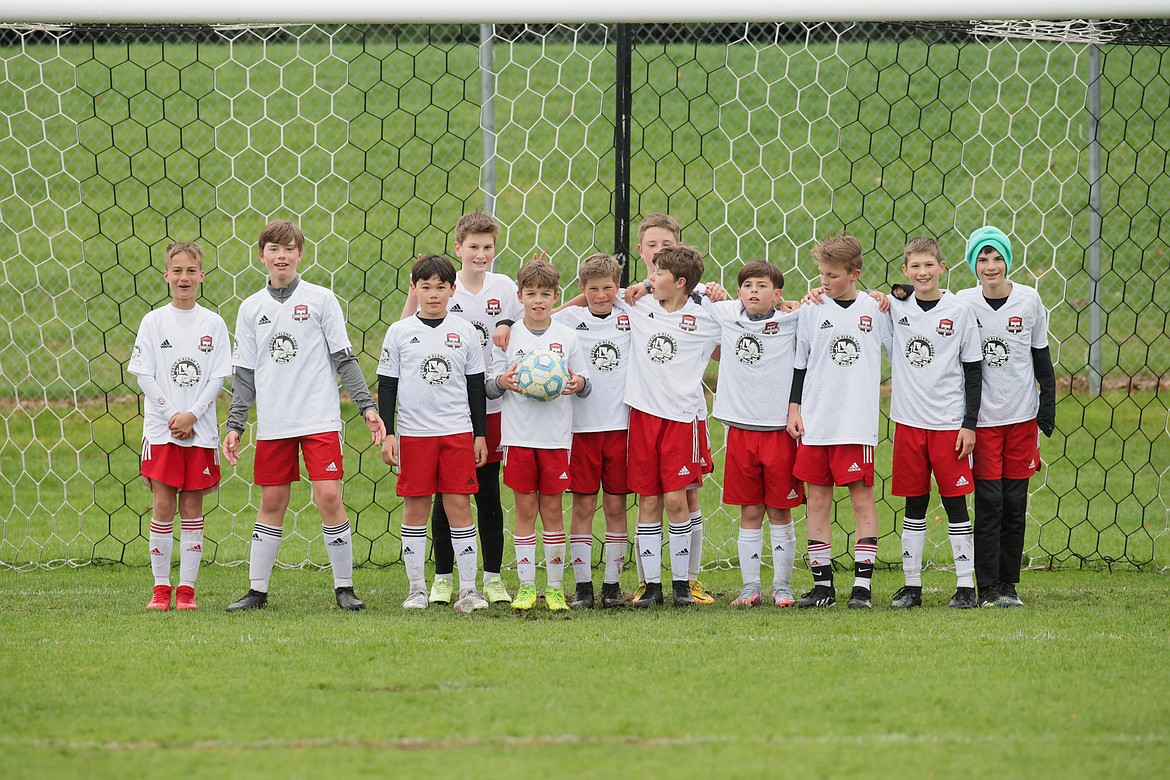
[515,349,569,402]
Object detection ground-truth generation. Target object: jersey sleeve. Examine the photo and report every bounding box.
[376,324,400,378]
[501,277,523,323]
[793,305,811,370]
[877,301,894,354]
[487,342,509,383]
[232,300,258,369]
[566,332,590,380]
[320,290,353,353]
[127,315,156,377]
[464,328,486,375]
[958,305,983,362]
[208,315,233,380]
[1030,290,1050,349]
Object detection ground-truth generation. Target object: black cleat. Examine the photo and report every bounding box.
[600,582,625,608]
[949,586,977,609]
[890,585,922,609]
[632,581,664,608]
[335,586,366,611]
[571,581,595,609]
[995,581,1024,608]
[794,585,836,608]
[226,589,268,612]
[671,579,695,607]
[977,583,1001,608]
[846,586,873,609]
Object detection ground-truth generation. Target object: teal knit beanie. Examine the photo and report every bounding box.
[965,226,1013,275]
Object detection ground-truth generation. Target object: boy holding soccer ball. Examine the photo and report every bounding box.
[129,241,231,611]
[488,258,590,611]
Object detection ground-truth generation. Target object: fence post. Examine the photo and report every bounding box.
[1087,35,1103,395]
[615,23,633,285]
[479,23,498,235]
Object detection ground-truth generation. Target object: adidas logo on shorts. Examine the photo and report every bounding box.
[820,319,832,329]
[1029,459,1037,469]
[203,467,211,475]
[848,462,861,472]
[576,322,589,330]
[325,462,338,472]
[955,475,969,487]
[677,465,691,476]
[559,472,568,480]
[787,489,798,500]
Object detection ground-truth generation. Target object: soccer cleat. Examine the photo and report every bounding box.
[949,586,977,609]
[730,585,763,607]
[995,581,1025,608]
[794,585,836,609]
[402,588,429,609]
[671,579,695,607]
[571,581,595,609]
[890,585,923,609]
[630,581,647,604]
[847,586,873,609]
[977,583,1001,608]
[453,588,489,613]
[512,584,539,610]
[335,586,365,611]
[689,579,716,605]
[771,583,795,607]
[632,581,663,608]
[429,577,454,605]
[483,578,512,605]
[600,582,625,608]
[175,585,197,611]
[545,587,570,612]
[146,584,173,612]
[226,589,268,612]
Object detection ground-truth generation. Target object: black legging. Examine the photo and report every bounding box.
[432,461,504,575]
[973,477,1029,588]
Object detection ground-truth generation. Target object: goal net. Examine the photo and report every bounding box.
[1,19,1166,572]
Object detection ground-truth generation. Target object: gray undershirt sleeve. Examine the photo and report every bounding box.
[333,348,376,416]
[226,367,255,436]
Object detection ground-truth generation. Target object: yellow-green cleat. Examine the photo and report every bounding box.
[630,581,647,604]
[544,587,570,611]
[689,579,716,605]
[429,577,453,605]
[483,578,512,605]
[512,584,538,610]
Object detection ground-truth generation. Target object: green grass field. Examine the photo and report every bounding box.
[1,566,1167,778]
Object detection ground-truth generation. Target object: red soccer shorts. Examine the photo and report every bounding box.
[722,426,805,508]
[253,431,343,485]
[973,419,1041,481]
[891,423,975,497]
[793,442,875,487]
[140,441,220,493]
[485,412,503,464]
[397,433,478,497]
[569,429,629,496]
[626,408,702,496]
[697,419,714,476]
[503,446,571,494]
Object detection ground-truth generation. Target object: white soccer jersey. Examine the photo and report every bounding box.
[887,291,982,429]
[489,320,590,449]
[554,305,631,433]
[956,283,1049,426]
[449,272,524,415]
[794,295,891,446]
[129,303,231,448]
[377,315,485,437]
[705,300,799,429]
[618,295,720,423]
[232,280,352,440]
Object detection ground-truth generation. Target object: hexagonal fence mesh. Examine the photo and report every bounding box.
[0,21,1166,573]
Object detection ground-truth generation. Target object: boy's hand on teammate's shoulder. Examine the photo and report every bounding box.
[867,289,890,312]
[474,436,488,467]
[625,282,649,304]
[498,364,522,393]
[955,428,976,458]
[705,281,728,301]
[222,430,241,466]
[776,299,800,313]
[564,368,585,395]
[786,405,804,439]
[381,434,399,467]
[364,409,386,445]
[890,283,913,300]
[492,323,512,349]
[802,287,827,305]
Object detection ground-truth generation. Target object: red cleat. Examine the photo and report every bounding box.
[175,585,198,611]
[146,585,173,612]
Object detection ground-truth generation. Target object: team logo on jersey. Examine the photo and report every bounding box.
[170,357,201,387]
[486,299,502,316]
[616,315,630,331]
[269,332,298,364]
[905,337,935,368]
[471,321,489,348]
[292,304,310,322]
[445,333,462,349]
[1007,316,1024,334]
[763,321,779,335]
[982,337,1010,367]
[680,314,697,332]
[829,335,861,366]
[199,335,214,352]
[131,345,142,361]
[858,315,873,333]
[936,319,954,336]
[548,343,564,357]
[735,334,763,365]
[420,354,453,385]
[590,341,621,371]
[647,333,677,364]
[380,347,392,366]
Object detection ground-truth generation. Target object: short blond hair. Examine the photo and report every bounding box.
[812,234,863,273]
[164,241,203,269]
[258,220,304,253]
[577,253,622,288]
[455,211,500,244]
[903,236,942,264]
[637,213,681,242]
[516,258,560,292]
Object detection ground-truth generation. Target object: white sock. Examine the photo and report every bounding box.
[603,532,626,584]
[543,531,566,589]
[737,526,763,587]
[178,516,203,587]
[668,521,690,582]
[248,522,283,593]
[688,510,704,579]
[949,520,975,588]
[770,522,796,587]
[636,523,662,583]
[901,517,927,587]
[515,534,537,586]
[451,524,479,591]
[322,519,354,588]
[148,517,173,586]
[400,524,428,590]
[570,534,593,585]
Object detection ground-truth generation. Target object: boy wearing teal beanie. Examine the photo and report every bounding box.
[956,226,1056,608]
